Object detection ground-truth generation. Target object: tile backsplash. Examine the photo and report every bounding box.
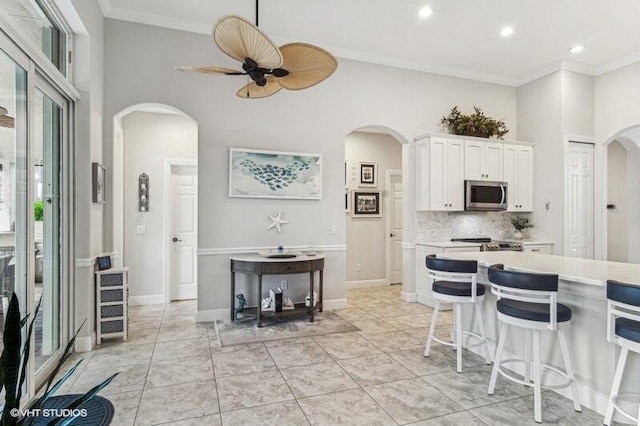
[416,211,532,242]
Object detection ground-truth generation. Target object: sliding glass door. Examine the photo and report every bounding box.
[0,29,71,395]
[33,85,64,373]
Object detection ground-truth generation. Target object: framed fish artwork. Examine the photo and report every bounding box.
[229,148,322,199]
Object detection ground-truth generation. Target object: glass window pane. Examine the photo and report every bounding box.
[34,89,62,372]
[0,47,28,391]
[0,0,67,74]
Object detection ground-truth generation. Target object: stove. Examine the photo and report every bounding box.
[451,237,524,252]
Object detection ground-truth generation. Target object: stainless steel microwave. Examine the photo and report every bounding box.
[465,180,508,211]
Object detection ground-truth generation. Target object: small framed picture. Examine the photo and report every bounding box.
[359,162,377,187]
[92,162,106,204]
[353,191,381,217]
[96,255,112,271]
[345,189,351,213]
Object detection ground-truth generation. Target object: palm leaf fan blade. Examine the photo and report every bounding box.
[0,108,15,128]
[213,15,282,69]
[175,66,243,75]
[275,43,337,90]
[236,76,281,99]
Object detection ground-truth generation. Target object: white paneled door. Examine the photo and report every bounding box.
[169,165,198,301]
[567,142,594,258]
[387,172,403,284]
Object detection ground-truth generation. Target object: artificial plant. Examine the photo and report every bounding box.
[441,106,509,139]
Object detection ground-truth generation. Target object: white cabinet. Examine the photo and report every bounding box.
[503,144,534,212]
[416,136,464,211]
[96,267,129,344]
[464,140,504,181]
[415,244,480,307]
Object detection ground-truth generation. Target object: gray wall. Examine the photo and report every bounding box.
[517,72,563,253]
[70,0,104,348]
[345,131,401,284]
[122,111,197,302]
[102,19,518,317]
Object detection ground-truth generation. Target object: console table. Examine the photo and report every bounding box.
[229,254,325,327]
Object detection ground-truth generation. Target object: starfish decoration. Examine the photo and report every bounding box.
[267,211,288,233]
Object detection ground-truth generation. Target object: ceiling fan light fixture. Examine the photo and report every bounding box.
[177,0,337,99]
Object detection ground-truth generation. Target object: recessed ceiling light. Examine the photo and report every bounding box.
[500,27,514,37]
[569,44,585,53]
[419,6,433,18]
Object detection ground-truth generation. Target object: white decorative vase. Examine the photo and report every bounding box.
[513,230,523,239]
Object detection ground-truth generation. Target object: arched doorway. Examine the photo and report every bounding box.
[112,104,198,304]
[344,125,410,291]
[603,125,640,263]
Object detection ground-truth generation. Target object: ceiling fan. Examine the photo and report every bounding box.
[176,0,337,99]
[0,106,15,129]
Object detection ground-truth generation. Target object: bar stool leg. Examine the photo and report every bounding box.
[604,347,629,425]
[455,303,463,372]
[533,330,542,423]
[488,322,508,395]
[424,299,440,357]
[475,300,491,364]
[524,329,532,384]
[557,329,581,412]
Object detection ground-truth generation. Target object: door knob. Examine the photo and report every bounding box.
[390,233,397,237]
[172,237,182,242]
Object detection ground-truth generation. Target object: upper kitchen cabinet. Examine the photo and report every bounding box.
[503,144,534,212]
[416,136,464,211]
[464,140,504,181]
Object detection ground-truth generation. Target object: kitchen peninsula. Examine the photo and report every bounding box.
[437,251,640,416]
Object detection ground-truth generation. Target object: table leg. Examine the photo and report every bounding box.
[309,271,315,322]
[319,269,324,312]
[230,270,235,321]
[257,274,263,327]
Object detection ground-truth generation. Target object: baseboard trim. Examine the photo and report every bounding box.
[130,295,165,306]
[75,334,95,353]
[197,308,229,323]
[346,279,389,289]
[323,298,349,310]
[401,291,417,303]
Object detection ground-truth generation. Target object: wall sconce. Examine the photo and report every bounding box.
[138,173,149,212]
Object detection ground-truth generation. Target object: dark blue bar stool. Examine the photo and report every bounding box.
[487,264,581,423]
[424,255,491,373]
[604,280,640,425]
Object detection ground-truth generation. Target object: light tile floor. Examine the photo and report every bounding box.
[63,285,609,425]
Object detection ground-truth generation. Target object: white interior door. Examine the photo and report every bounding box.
[387,171,403,284]
[169,164,197,301]
[567,142,594,258]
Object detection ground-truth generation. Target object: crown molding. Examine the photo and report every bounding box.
[594,52,640,76]
[97,0,112,16]
[97,6,640,88]
[102,3,212,35]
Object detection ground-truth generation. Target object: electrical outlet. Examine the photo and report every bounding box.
[356,263,361,272]
[331,224,337,235]
[280,280,288,289]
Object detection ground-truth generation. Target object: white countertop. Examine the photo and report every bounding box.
[229,253,326,262]
[440,251,640,287]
